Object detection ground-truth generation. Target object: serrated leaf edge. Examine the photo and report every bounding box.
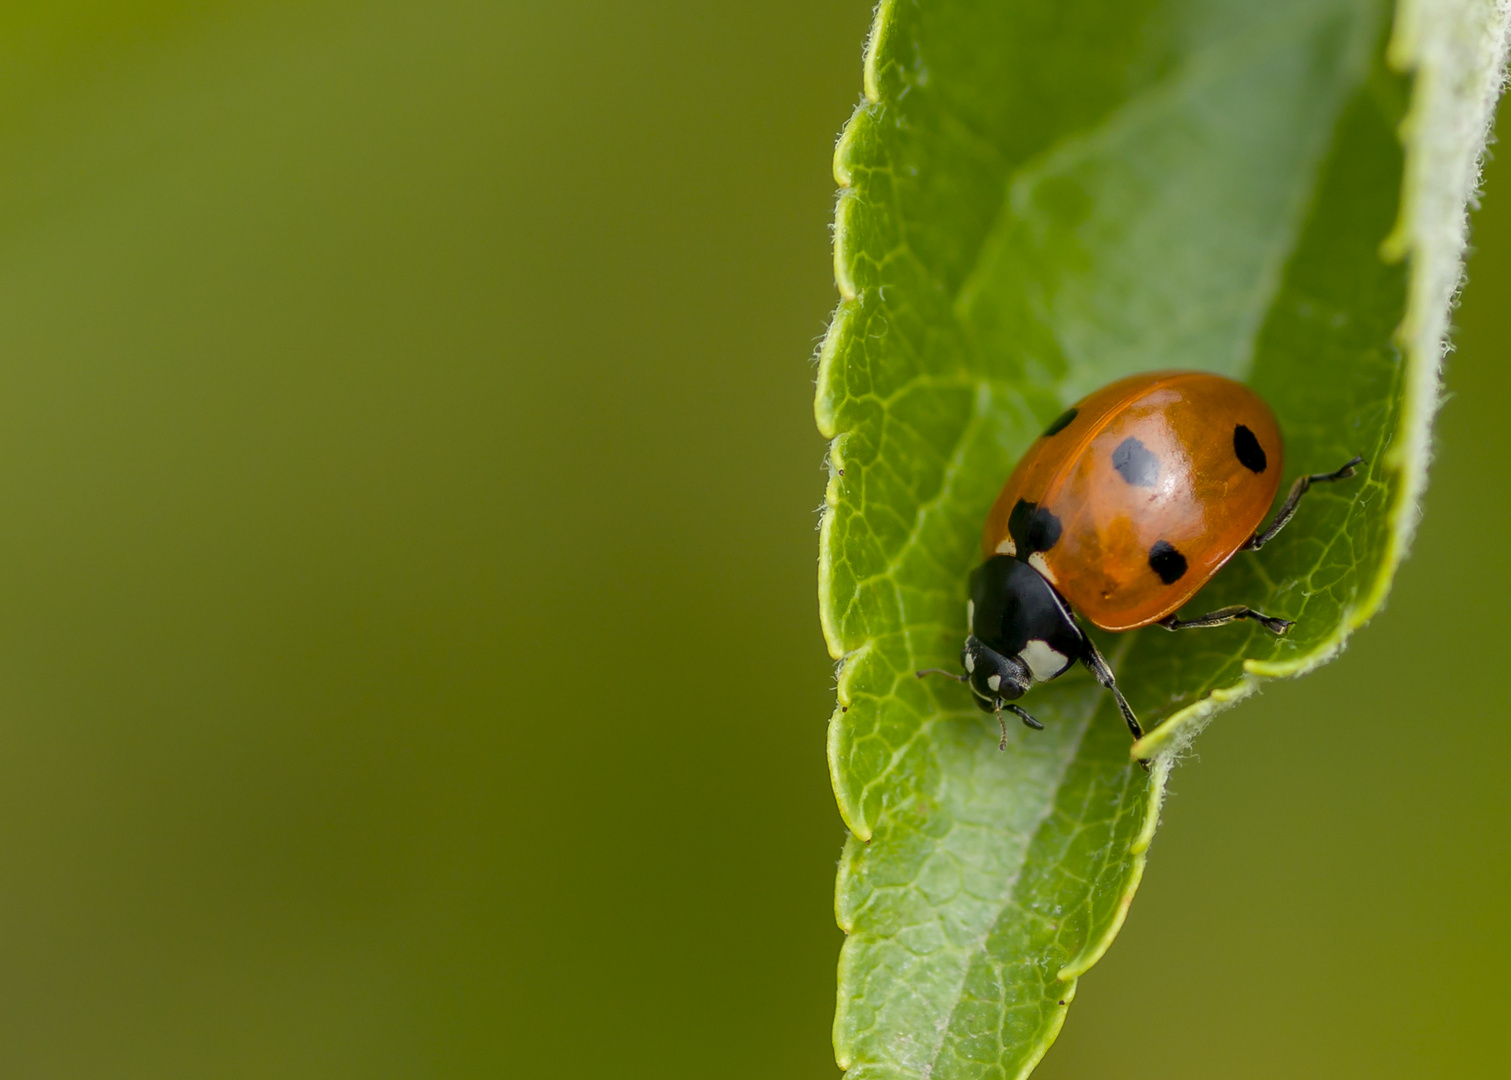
[1132,0,1511,763]
[814,0,1510,1074]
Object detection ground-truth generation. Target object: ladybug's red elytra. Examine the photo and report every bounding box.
[918,370,1361,746]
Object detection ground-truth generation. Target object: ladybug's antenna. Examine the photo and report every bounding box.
[915,668,966,682]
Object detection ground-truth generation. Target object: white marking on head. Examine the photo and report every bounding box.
[1019,639,1069,682]
[995,537,1017,556]
[1027,552,1057,584]
[963,651,975,673]
[987,674,1001,692]
[966,599,975,631]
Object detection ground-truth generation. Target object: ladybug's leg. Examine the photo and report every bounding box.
[1004,703,1043,731]
[1158,606,1293,635]
[1244,456,1364,551]
[1079,637,1144,741]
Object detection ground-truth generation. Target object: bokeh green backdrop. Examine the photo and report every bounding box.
[0,3,1504,1077]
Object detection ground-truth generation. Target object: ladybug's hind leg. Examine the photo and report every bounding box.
[1158,606,1293,636]
[1244,456,1364,551]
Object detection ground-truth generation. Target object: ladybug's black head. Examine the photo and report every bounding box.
[961,555,1086,712]
[961,636,1033,712]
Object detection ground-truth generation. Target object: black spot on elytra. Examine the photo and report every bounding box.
[1111,437,1160,487]
[1042,407,1077,438]
[1148,540,1187,585]
[1008,499,1062,556]
[1234,424,1267,473]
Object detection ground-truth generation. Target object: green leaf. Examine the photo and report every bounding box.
[814,1,1509,1076]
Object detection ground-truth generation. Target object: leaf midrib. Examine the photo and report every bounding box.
[877,700,1097,1080]
[946,3,1369,391]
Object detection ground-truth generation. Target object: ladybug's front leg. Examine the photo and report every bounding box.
[1003,702,1043,731]
[1078,636,1144,741]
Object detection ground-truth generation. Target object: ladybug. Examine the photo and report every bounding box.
[918,370,1361,746]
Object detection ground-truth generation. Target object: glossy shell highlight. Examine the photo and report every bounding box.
[982,371,1284,631]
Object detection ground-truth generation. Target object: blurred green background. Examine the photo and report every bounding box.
[0,3,1504,1078]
